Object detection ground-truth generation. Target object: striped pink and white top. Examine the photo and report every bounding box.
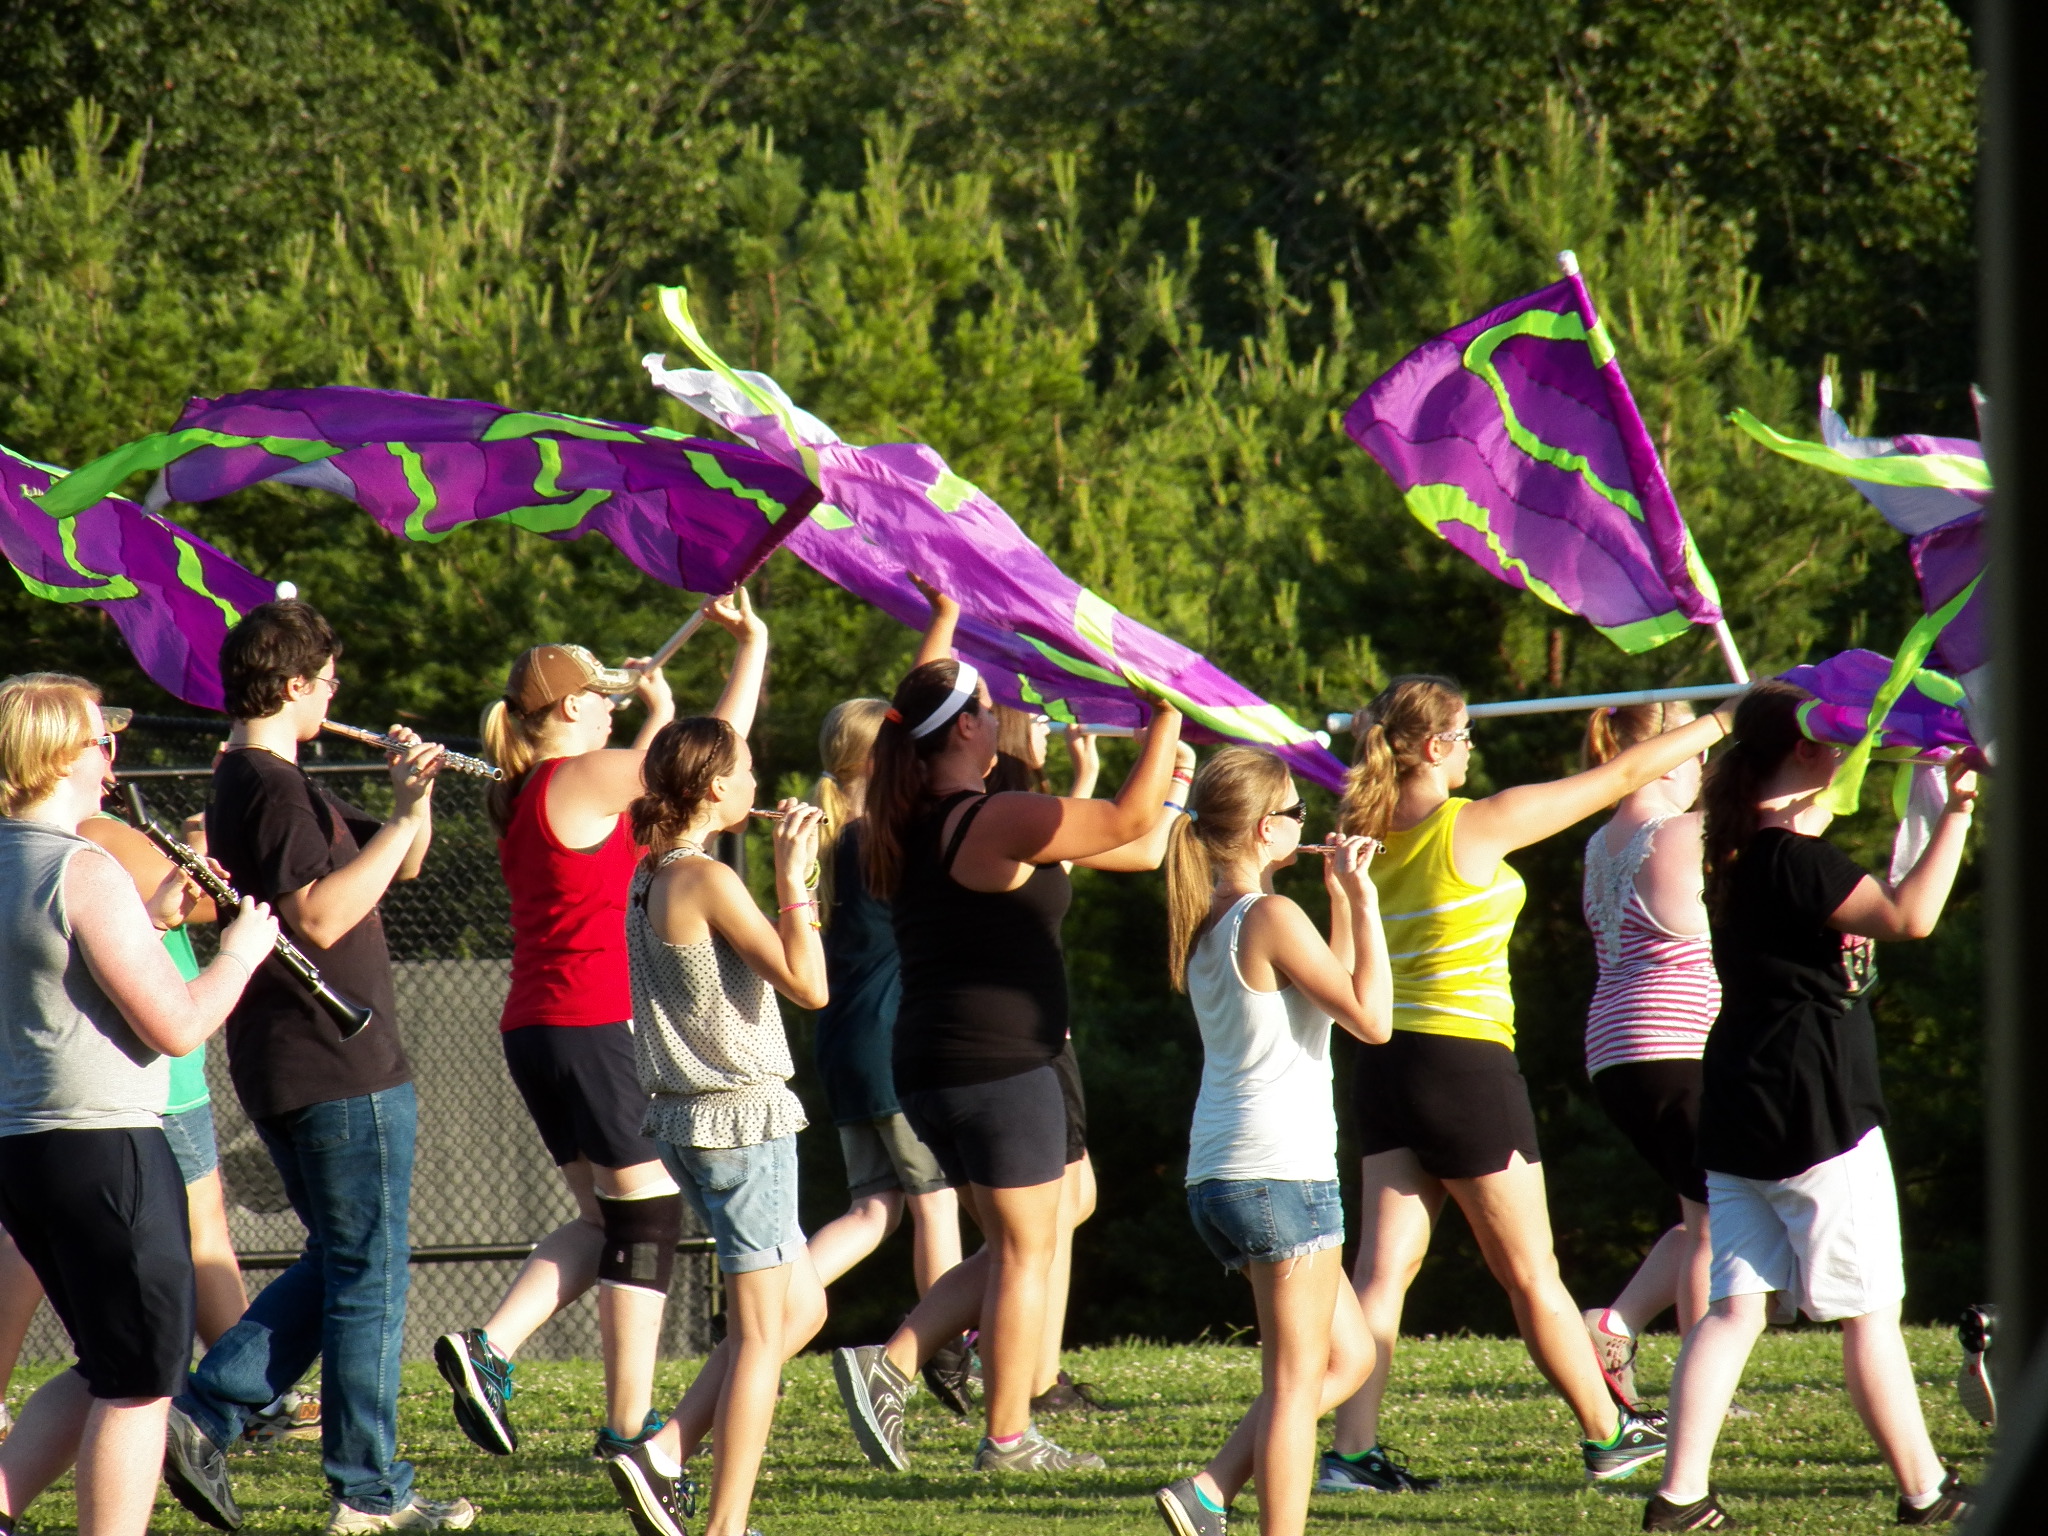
[1582,816,1720,1077]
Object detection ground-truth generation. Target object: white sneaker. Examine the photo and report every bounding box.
[325,1496,477,1533]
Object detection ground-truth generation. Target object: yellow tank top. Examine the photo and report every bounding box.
[1372,797,1525,1049]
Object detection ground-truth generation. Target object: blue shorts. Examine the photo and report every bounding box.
[658,1134,805,1275]
[1187,1177,1344,1272]
[162,1100,219,1185]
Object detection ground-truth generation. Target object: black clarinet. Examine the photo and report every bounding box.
[122,786,374,1039]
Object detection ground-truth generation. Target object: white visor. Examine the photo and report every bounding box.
[909,661,982,740]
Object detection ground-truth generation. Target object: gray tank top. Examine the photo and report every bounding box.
[0,819,167,1136]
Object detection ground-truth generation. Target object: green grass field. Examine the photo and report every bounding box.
[7,1327,1991,1533]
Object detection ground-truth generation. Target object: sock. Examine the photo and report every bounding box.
[989,1430,1026,1448]
[1193,1483,1226,1513]
[1337,1445,1381,1464]
[646,1439,684,1477]
[1594,1419,1630,1448]
[1903,1483,1945,1511]
[1600,1308,1634,1340]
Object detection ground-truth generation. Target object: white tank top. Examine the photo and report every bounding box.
[1184,894,1337,1185]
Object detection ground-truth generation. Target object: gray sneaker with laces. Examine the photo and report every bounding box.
[1155,1475,1226,1536]
[324,1496,477,1534]
[972,1425,1105,1472]
[833,1344,913,1471]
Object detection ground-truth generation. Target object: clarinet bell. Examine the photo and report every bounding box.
[315,984,375,1040]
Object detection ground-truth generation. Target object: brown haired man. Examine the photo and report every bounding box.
[161,602,477,1533]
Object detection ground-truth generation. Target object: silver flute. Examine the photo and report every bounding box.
[1299,839,1384,855]
[321,721,506,781]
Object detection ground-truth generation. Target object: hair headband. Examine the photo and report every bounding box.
[908,662,981,740]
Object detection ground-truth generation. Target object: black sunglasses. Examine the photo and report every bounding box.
[1269,800,1308,822]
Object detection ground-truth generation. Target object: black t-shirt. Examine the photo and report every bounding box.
[891,792,1072,1094]
[1699,827,1883,1180]
[206,749,413,1119]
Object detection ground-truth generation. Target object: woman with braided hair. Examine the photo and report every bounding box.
[1320,675,1736,1493]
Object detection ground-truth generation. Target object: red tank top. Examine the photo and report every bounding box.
[499,756,640,1031]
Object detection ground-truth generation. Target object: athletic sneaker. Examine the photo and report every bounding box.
[1957,1304,1997,1427]
[593,1410,671,1463]
[833,1344,913,1472]
[1314,1444,1441,1493]
[242,1390,322,1446]
[1897,1469,1973,1526]
[1584,1410,1669,1482]
[923,1333,976,1418]
[325,1496,477,1533]
[602,1438,698,1536]
[972,1425,1105,1471]
[164,1402,244,1531]
[434,1328,516,1455]
[1585,1309,1643,1411]
[1155,1476,1227,1536]
[1642,1490,1735,1530]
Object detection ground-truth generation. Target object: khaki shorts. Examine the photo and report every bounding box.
[838,1112,956,1200]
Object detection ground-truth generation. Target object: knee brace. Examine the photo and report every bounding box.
[597,1188,683,1296]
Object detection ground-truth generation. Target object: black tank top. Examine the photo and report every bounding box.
[891,790,1073,1093]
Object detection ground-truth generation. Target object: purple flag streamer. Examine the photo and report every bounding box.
[4,439,279,710]
[643,290,1347,791]
[1344,261,1724,654]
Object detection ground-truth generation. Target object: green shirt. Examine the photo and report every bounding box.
[161,924,211,1115]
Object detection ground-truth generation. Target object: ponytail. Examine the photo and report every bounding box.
[1336,675,1463,842]
[815,697,889,915]
[1164,747,1292,990]
[481,698,554,835]
[1701,680,1811,917]
[864,660,984,899]
[1582,699,1696,771]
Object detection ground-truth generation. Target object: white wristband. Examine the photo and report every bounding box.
[215,951,254,979]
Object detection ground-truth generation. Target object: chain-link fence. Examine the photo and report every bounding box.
[18,717,717,1364]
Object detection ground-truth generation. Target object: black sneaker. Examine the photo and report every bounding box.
[593,1411,670,1463]
[434,1329,516,1455]
[1897,1469,1973,1526]
[164,1403,244,1531]
[1643,1490,1735,1530]
[1957,1305,1997,1427]
[923,1333,976,1418]
[602,1438,697,1536]
[1031,1369,1113,1416]
[833,1344,912,1472]
[1584,1410,1669,1482]
[1155,1475,1227,1536]
[1314,1444,1440,1492]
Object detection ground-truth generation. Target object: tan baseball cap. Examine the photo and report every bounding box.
[504,644,635,714]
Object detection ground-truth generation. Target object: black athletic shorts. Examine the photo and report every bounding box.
[1591,1057,1709,1205]
[1352,1031,1543,1180]
[0,1127,195,1399]
[1051,1038,1087,1165]
[502,1021,660,1170]
[901,1063,1069,1190]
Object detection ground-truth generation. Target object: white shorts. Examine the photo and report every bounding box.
[1705,1127,1905,1323]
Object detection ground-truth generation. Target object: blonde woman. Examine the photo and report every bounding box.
[435,594,764,1464]
[1152,748,1388,1536]
[608,716,829,1536]
[1320,675,1735,1491]
[805,699,964,1300]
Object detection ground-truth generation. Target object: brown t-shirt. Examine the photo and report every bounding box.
[206,749,413,1119]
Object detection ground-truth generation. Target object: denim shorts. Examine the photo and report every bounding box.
[162,1100,220,1185]
[658,1134,805,1275]
[1186,1177,1345,1272]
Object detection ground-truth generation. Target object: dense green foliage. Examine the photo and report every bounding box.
[7,1332,1995,1530]
[0,1,1984,1342]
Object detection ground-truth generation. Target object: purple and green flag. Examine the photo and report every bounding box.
[4,439,279,710]
[1780,648,1975,760]
[41,388,823,604]
[1344,254,1724,655]
[643,288,1348,791]
[1730,385,1992,806]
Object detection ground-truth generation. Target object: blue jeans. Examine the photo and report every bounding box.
[177,1083,417,1513]
[1186,1177,1344,1272]
[658,1134,805,1274]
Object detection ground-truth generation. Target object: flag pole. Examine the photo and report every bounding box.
[610,595,717,698]
[1325,680,1748,733]
[1712,619,1751,684]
